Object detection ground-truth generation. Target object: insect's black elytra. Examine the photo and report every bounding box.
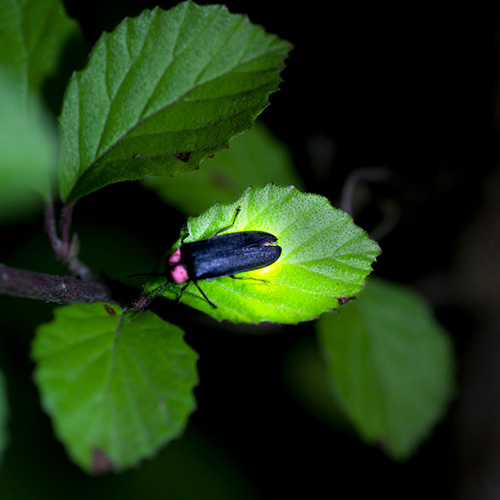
[130,206,281,309]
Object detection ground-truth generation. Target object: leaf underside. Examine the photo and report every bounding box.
[145,121,304,215]
[317,278,455,460]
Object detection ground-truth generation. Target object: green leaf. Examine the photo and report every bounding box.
[0,369,9,465]
[0,0,78,216]
[284,338,351,429]
[145,184,381,324]
[0,0,82,111]
[0,70,57,221]
[32,302,198,472]
[58,1,292,202]
[316,277,455,460]
[145,121,303,215]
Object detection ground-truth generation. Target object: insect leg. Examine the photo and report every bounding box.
[214,206,242,237]
[176,282,190,304]
[192,280,217,309]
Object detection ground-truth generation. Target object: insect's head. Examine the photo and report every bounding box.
[167,247,189,284]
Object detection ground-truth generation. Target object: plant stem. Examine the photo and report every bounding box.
[45,200,61,255]
[60,202,74,258]
[340,167,391,216]
[44,200,97,281]
[0,265,111,304]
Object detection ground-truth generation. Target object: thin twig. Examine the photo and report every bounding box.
[0,265,111,304]
[60,202,75,259]
[369,199,401,241]
[340,167,391,215]
[45,200,62,255]
[44,201,98,281]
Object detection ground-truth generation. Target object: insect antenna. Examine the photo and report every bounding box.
[126,272,166,278]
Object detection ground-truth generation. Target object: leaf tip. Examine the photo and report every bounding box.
[337,296,357,306]
[91,449,114,474]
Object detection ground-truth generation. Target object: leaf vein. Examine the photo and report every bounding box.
[118,357,154,449]
[93,14,155,158]
[138,7,222,120]
[193,13,246,86]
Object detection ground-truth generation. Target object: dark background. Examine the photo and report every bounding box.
[1,1,500,498]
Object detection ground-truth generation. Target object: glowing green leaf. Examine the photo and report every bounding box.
[317,278,455,460]
[58,1,292,202]
[32,302,198,472]
[145,184,381,324]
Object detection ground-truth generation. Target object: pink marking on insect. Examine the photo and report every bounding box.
[168,248,189,283]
